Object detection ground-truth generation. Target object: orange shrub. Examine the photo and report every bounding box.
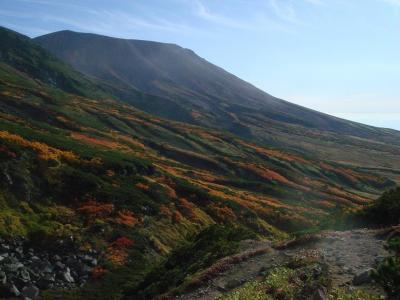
[70,132,120,149]
[135,182,149,190]
[159,205,173,219]
[114,210,139,227]
[91,266,107,280]
[106,169,115,177]
[106,249,129,265]
[106,236,135,266]
[211,205,237,222]
[173,211,184,223]
[0,130,77,161]
[77,199,114,222]
[178,198,199,220]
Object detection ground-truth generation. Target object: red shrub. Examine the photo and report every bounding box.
[111,236,135,249]
[77,199,114,219]
[91,266,107,280]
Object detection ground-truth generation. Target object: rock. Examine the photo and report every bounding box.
[312,265,323,278]
[0,253,8,262]
[0,237,97,294]
[224,279,242,290]
[52,255,61,262]
[90,258,98,266]
[55,261,66,270]
[258,266,268,276]
[9,283,21,297]
[5,262,24,273]
[62,268,75,283]
[22,285,40,299]
[352,269,373,285]
[15,246,24,256]
[0,271,7,284]
[39,261,53,273]
[77,264,92,276]
[18,268,31,282]
[37,273,56,289]
[310,288,327,300]
[30,256,40,262]
[374,256,386,265]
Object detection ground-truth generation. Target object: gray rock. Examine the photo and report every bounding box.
[90,258,98,266]
[55,261,66,270]
[22,285,40,299]
[62,269,75,283]
[15,246,24,256]
[19,268,31,282]
[0,253,8,262]
[352,269,373,286]
[77,264,92,276]
[0,270,6,284]
[224,279,242,290]
[374,256,386,265]
[37,272,56,289]
[9,284,20,297]
[311,288,328,300]
[5,262,24,273]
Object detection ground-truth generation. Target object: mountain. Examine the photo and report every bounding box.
[0,26,396,298]
[34,30,400,177]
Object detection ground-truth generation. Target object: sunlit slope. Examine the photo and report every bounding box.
[34,30,400,176]
[0,25,397,298]
[0,59,393,242]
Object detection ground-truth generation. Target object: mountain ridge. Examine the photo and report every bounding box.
[0,25,398,299]
[34,29,400,178]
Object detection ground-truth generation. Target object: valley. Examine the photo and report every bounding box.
[0,26,399,299]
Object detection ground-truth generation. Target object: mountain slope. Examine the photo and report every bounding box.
[34,30,400,176]
[0,26,396,299]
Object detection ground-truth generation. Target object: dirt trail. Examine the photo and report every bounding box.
[178,229,390,300]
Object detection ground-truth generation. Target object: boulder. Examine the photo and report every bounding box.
[19,268,31,282]
[0,271,7,284]
[62,268,75,283]
[311,288,328,300]
[352,269,373,286]
[9,283,20,297]
[22,285,40,299]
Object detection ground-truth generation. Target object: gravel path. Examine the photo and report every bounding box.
[178,228,391,299]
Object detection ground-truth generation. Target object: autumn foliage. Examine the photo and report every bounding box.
[106,236,135,266]
[0,130,77,161]
[114,210,140,227]
[91,266,107,280]
[77,199,114,223]
[111,236,135,249]
[0,145,16,158]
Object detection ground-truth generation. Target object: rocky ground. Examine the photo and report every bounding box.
[0,236,98,299]
[178,228,391,300]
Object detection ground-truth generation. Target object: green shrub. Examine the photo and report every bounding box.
[372,257,400,297]
[127,225,256,299]
[364,187,400,226]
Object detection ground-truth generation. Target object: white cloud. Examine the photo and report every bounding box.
[193,0,295,32]
[269,0,297,23]
[304,0,325,6]
[194,0,253,29]
[381,0,400,6]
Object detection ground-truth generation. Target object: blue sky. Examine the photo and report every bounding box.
[1,0,400,130]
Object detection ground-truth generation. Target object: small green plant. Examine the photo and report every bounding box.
[363,187,400,226]
[387,236,400,255]
[328,288,383,300]
[372,257,400,297]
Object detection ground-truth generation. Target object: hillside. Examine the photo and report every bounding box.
[34,31,400,178]
[0,27,396,299]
